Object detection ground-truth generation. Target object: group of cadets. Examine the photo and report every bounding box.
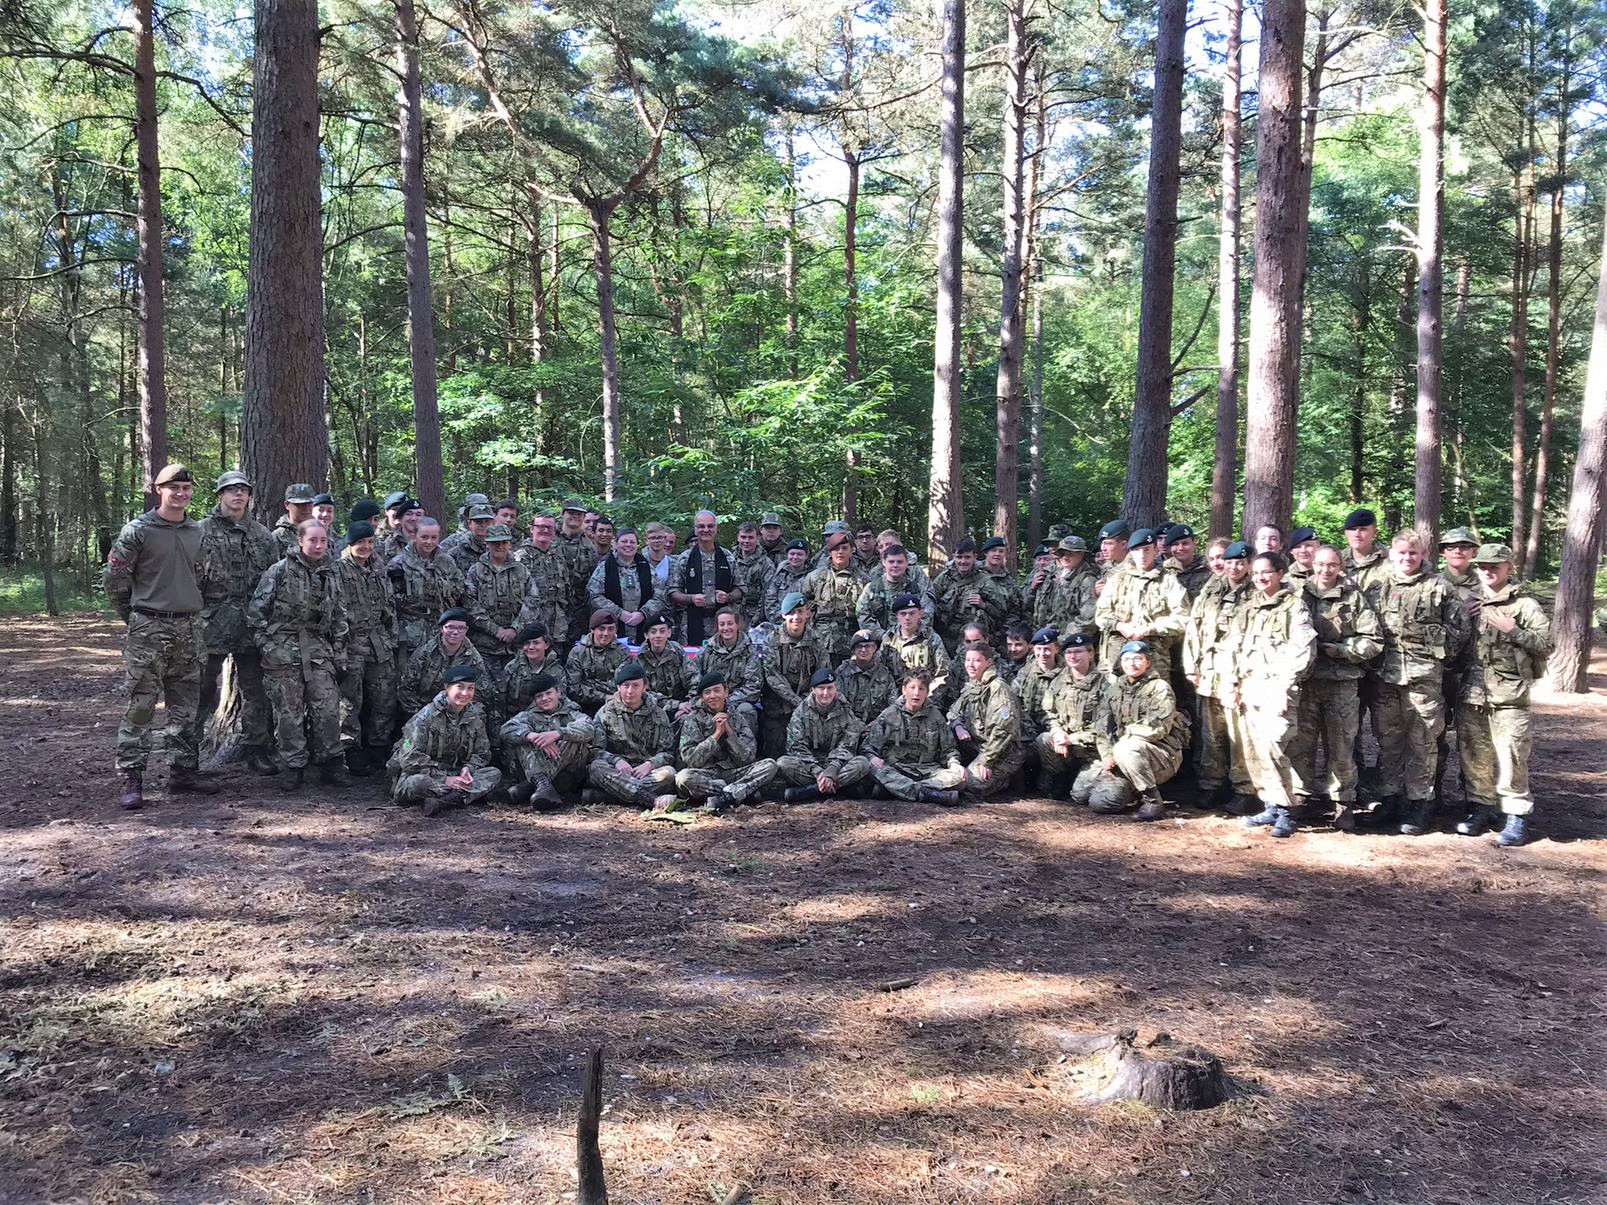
[104,464,1555,844]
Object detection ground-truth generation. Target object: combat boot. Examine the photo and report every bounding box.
[1496,814,1529,848]
[1244,803,1282,828]
[1455,808,1498,837]
[422,788,467,818]
[118,769,144,811]
[244,746,280,776]
[506,783,535,806]
[278,766,306,793]
[1034,770,1069,798]
[1270,807,1297,839]
[169,766,221,795]
[1226,792,1259,817]
[1134,787,1167,822]
[318,758,352,789]
[919,787,962,806]
[344,747,374,777]
[529,777,565,810]
[783,785,822,804]
[1398,800,1435,836]
[1332,803,1358,832]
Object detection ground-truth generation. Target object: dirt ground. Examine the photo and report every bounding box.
[1,616,1604,1205]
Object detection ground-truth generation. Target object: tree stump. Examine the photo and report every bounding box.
[577,1047,608,1205]
[1068,1029,1231,1111]
[201,656,250,770]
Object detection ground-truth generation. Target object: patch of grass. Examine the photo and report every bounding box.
[0,566,103,616]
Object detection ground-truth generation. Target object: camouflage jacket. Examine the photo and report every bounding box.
[1094,562,1189,664]
[733,549,775,628]
[1182,577,1249,699]
[698,633,764,708]
[511,540,571,643]
[594,693,676,767]
[1342,545,1391,611]
[1042,669,1109,757]
[1165,556,1213,604]
[373,530,408,566]
[864,700,960,771]
[760,624,831,709]
[930,566,1013,641]
[679,701,759,770]
[104,510,205,620]
[1461,583,1553,708]
[1012,661,1064,741]
[271,514,299,559]
[638,642,696,703]
[856,565,936,633]
[399,635,491,715]
[336,548,398,664]
[881,626,952,705]
[1378,569,1469,686]
[387,544,466,650]
[499,698,599,758]
[1038,564,1099,636]
[466,554,532,658]
[564,635,631,713]
[997,655,1031,687]
[836,655,900,725]
[762,562,813,625]
[393,693,492,776]
[1095,671,1188,760]
[587,554,666,628]
[441,530,488,576]
[802,563,867,638]
[946,666,1022,769]
[1440,566,1482,673]
[247,549,349,671]
[1302,579,1382,682]
[499,650,569,720]
[989,570,1025,625]
[198,509,277,653]
[785,695,865,773]
[557,530,600,606]
[1226,586,1317,709]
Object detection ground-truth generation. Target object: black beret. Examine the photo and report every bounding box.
[443,665,478,685]
[980,536,1006,552]
[347,521,376,543]
[382,490,410,510]
[438,607,470,625]
[892,592,921,612]
[349,499,382,523]
[1288,526,1319,547]
[1343,507,1377,530]
[528,672,560,695]
[1061,631,1094,650]
[696,670,726,692]
[395,497,422,515]
[1032,626,1059,645]
[954,537,977,554]
[1098,519,1131,541]
[1170,523,1197,541]
[644,614,672,631]
[613,661,646,685]
[809,666,836,687]
[516,624,549,644]
[1034,543,1053,557]
[785,538,810,552]
[310,492,335,506]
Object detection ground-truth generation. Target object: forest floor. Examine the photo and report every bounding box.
[1,616,1604,1205]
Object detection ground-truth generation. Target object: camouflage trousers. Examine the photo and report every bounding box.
[776,754,870,790]
[394,765,503,805]
[871,759,965,802]
[815,620,856,668]
[1288,677,1361,803]
[507,735,593,788]
[1073,738,1182,813]
[264,661,343,769]
[1197,695,1252,794]
[116,613,204,772]
[340,656,398,751]
[198,650,273,750]
[587,757,676,806]
[1457,703,1534,817]
[1235,697,1300,810]
[1374,681,1445,802]
[960,747,1025,797]
[675,759,779,805]
[1032,731,1095,780]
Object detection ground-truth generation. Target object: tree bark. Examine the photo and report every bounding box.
[783,120,800,377]
[927,0,966,564]
[133,0,167,508]
[1124,0,1186,530]
[1525,95,1568,574]
[1509,167,1532,570]
[1413,0,1446,544]
[993,0,1030,564]
[1027,283,1045,553]
[577,1048,609,1204]
[1210,0,1243,541]
[587,199,624,502]
[1349,257,1370,503]
[1545,205,1607,693]
[395,0,445,520]
[242,0,329,517]
[527,198,549,443]
[0,399,15,564]
[1242,0,1307,536]
[843,150,861,525]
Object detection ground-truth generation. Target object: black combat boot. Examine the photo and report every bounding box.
[119,769,144,811]
[319,758,351,789]
[1034,770,1069,798]
[919,787,962,806]
[344,747,374,777]
[1134,787,1167,822]
[529,777,565,810]
[279,766,306,793]
[506,783,535,806]
[1332,802,1359,831]
[1398,800,1435,836]
[244,746,280,776]
[1226,792,1259,816]
[170,766,221,795]
[422,788,467,818]
[783,785,822,804]
[1455,808,1497,836]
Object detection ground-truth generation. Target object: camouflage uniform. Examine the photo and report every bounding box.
[734,549,775,630]
[863,699,965,801]
[1165,556,1212,604]
[388,544,466,662]
[1343,543,1392,770]
[463,552,531,675]
[777,695,870,790]
[442,529,488,576]
[931,565,1013,646]
[1094,561,1190,677]
[336,547,401,754]
[1437,564,1483,801]
[388,692,502,805]
[836,654,900,726]
[1182,576,1251,796]
[856,565,936,634]
[1035,669,1109,780]
[499,698,599,789]
[762,562,812,626]
[196,506,277,752]
[587,694,678,804]
[557,530,600,638]
[104,511,207,773]
[399,635,491,716]
[1074,671,1189,812]
[802,561,867,664]
[1039,564,1099,637]
[638,642,697,713]
[997,653,1031,688]
[670,544,743,648]
[564,636,631,715]
[881,626,953,709]
[1012,661,1063,745]
[511,540,571,647]
[248,549,349,770]
[1376,569,1468,803]
[1225,587,1316,809]
[499,650,569,723]
[759,624,831,756]
[271,514,300,560]
[675,702,778,805]
[1288,579,1381,805]
[697,632,764,728]
[1458,581,1552,818]
[946,666,1023,796]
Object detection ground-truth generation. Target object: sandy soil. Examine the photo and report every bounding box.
[1,616,1604,1204]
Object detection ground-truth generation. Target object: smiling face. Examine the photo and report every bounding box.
[1476,561,1512,591]
[614,531,638,561]
[1170,536,1197,565]
[299,523,329,561]
[736,528,758,555]
[534,685,561,713]
[522,635,551,662]
[1120,650,1151,679]
[313,503,335,527]
[985,547,1007,573]
[400,510,422,538]
[786,548,807,572]
[414,521,442,555]
[1033,642,1059,670]
[591,620,617,647]
[350,535,375,561]
[694,511,718,547]
[1224,557,1250,585]
[217,484,251,519]
[1391,537,1424,576]
[1291,539,1318,568]
[700,682,728,712]
[715,611,740,644]
[811,681,839,708]
[1254,525,1283,553]
[1313,548,1344,590]
[953,550,977,575]
[445,681,476,710]
[530,515,555,550]
[1251,556,1282,595]
[1005,633,1030,660]
[1206,543,1227,575]
[964,648,991,680]
[1064,644,1094,676]
[1129,543,1158,571]
[645,622,670,652]
[1442,542,1476,574]
[440,619,469,649]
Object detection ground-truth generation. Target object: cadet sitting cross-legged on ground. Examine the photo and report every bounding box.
[863,670,966,805]
[946,641,1024,798]
[1074,640,1189,821]
[675,672,779,812]
[389,664,502,818]
[776,666,871,803]
[499,672,598,810]
[584,662,679,810]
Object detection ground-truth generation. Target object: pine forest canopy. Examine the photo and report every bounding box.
[0,0,1604,627]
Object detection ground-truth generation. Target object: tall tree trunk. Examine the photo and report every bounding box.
[1413,0,1446,544]
[993,0,1030,563]
[843,150,861,525]
[1545,206,1607,693]
[927,0,966,564]
[133,0,167,507]
[32,414,57,614]
[528,199,549,444]
[1243,0,1307,535]
[396,0,445,519]
[1124,0,1186,529]
[242,0,329,517]
[1288,6,1329,400]
[1350,260,1370,503]
[1526,100,1568,573]
[1027,283,1045,553]
[0,400,15,563]
[1210,0,1243,540]
[587,199,623,502]
[783,120,800,377]
[1509,168,1531,570]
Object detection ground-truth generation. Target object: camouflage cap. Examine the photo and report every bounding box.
[760,512,784,528]
[561,497,587,513]
[823,520,850,536]
[215,469,252,493]
[485,524,514,542]
[1472,542,1514,565]
[154,463,193,487]
[1440,526,1479,548]
[284,482,316,504]
[1057,535,1089,554]
[1047,522,1071,541]
[466,503,496,521]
